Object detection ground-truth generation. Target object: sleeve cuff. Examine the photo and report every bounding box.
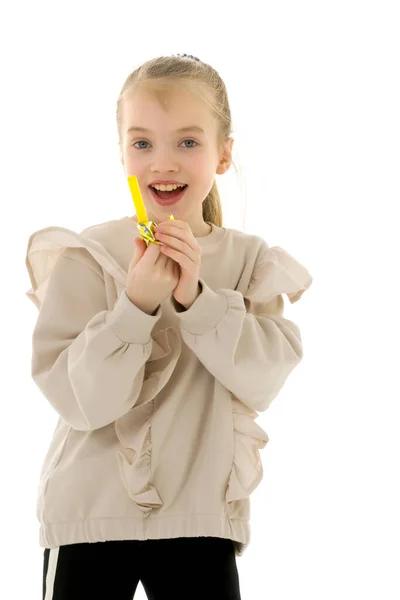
[169,278,235,335]
[106,289,162,343]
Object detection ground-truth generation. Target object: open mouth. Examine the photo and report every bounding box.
[149,184,188,206]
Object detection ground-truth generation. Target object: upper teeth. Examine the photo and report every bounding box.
[152,183,186,191]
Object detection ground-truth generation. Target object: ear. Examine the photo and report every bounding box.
[216,137,234,175]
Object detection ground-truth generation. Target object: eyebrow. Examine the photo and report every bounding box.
[126,125,205,135]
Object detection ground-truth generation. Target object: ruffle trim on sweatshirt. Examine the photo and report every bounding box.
[25,225,128,308]
[225,395,269,513]
[114,326,182,515]
[244,245,313,315]
[25,224,182,515]
[225,245,311,511]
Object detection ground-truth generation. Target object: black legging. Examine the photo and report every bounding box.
[43,536,242,599]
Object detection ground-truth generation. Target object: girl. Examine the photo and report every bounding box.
[26,54,313,600]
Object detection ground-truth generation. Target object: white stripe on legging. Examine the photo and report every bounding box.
[44,547,60,600]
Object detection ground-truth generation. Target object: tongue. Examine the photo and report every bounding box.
[155,187,184,199]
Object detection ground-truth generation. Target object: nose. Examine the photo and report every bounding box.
[150,149,179,173]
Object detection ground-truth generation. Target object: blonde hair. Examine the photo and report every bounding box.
[116,55,239,227]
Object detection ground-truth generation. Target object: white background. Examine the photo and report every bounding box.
[1,0,399,598]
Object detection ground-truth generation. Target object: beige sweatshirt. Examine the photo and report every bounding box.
[25,215,312,557]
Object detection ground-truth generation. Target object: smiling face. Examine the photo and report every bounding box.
[119,83,233,235]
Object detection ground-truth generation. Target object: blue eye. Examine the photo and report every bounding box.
[132,139,198,149]
[133,140,150,149]
[181,139,198,148]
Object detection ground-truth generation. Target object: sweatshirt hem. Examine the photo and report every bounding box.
[38,514,250,557]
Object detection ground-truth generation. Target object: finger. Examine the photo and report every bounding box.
[160,245,200,269]
[156,219,188,230]
[139,238,163,265]
[155,249,170,267]
[158,234,200,265]
[156,221,195,242]
[155,230,200,255]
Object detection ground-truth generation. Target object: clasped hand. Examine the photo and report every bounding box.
[154,220,202,309]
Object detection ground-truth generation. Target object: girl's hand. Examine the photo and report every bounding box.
[154,220,202,309]
[126,237,179,315]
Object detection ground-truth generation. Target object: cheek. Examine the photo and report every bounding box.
[185,154,210,175]
[123,149,146,171]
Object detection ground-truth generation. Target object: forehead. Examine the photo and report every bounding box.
[123,84,216,134]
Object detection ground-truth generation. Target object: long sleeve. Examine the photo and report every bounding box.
[30,247,162,431]
[170,245,312,413]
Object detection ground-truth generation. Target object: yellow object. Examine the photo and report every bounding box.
[127,175,175,246]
